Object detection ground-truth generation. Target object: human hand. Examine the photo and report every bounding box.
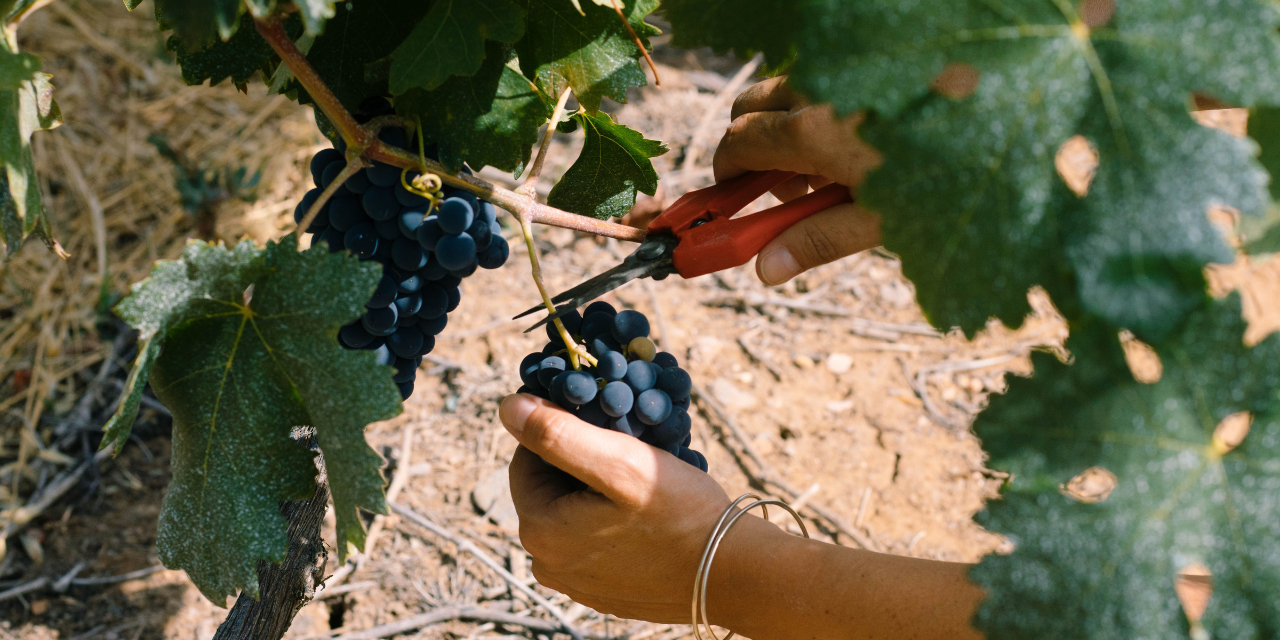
[499,393,756,623]
[713,76,883,286]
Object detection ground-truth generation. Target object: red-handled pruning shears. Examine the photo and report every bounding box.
[516,170,853,330]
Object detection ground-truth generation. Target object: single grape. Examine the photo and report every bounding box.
[580,312,614,340]
[477,237,509,270]
[392,238,427,271]
[656,367,692,402]
[545,309,584,343]
[362,186,399,221]
[375,217,401,240]
[418,284,448,319]
[629,336,657,362]
[319,226,346,253]
[395,180,430,207]
[398,209,427,238]
[415,333,436,357]
[489,220,502,237]
[589,335,622,359]
[311,148,343,186]
[676,447,708,472]
[417,313,448,336]
[371,343,394,366]
[542,341,562,356]
[563,371,598,405]
[388,327,424,359]
[611,310,650,344]
[435,233,476,271]
[345,169,371,194]
[328,195,367,232]
[360,336,385,352]
[519,353,545,388]
[394,293,422,317]
[368,273,398,308]
[575,400,609,427]
[397,379,414,400]
[593,350,628,381]
[294,189,323,224]
[367,161,400,187]
[339,323,376,349]
[362,304,398,335]
[445,286,461,312]
[635,389,673,426]
[396,273,422,294]
[600,381,634,417]
[393,357,418,383]
[652,352,679,370]
[437,197,475,234]
[467,216,493,250]
[583,301,618,318]
[343,222,379,259]
[537,356,566,388]
[320,160,346,188]
[419,256,446,281]
[624,359,656,394]
[416,216,443,251]
[549,370,571,405]
[607,413,638,438]
[648,406,690,447]
[481,201,498,224]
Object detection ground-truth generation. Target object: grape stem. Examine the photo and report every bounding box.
[517,87,573,199]
[253,14,646,243]
[294,158,368,239]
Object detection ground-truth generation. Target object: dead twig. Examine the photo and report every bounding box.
[1,445,117,558]
[736,334,782,381]
[69,564,166,587]
[313,605,610,640]
[388,502,587,640]
[0,576,49,602]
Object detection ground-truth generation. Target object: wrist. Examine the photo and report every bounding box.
[702,512,798,635]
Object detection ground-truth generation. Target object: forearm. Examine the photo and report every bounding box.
[707,516,985,640]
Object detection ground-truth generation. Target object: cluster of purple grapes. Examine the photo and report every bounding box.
[517,304,707,472]
[294,98,511,400]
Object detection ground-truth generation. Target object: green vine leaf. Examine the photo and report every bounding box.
[1,44,60,258]
[514,0,658,114]
[546,111,666,219]
[168,13,301,88]
[972,295,1280,638]
[397,43,549,174]
[297,0,432,112]
[661,0,797,68]
[102,238,401,603]
[388,0,526,95]
[153,0,243,52]
[784,0,1280,339]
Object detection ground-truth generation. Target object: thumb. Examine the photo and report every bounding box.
[499,393,657,505]
[755,202,882,286]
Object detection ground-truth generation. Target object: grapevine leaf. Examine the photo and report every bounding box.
[388,0,526,94]
[296,0,432,112]
[660,0,798,67]
[168,13,301,87]
[1249,106,1280,202]
[514,0,659,113]
[152,0,243,52]
[397,43,549,173]
[547,111,667,219]
[1,45,60,258]
[788,0,1280,339]
[972,295,1280,639]
[103,238,401,603]
[290,0,339,35]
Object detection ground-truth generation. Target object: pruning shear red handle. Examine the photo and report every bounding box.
[651,170,854,278]
[516,170,853,329]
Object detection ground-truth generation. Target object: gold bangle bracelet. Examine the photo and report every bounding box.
[692,494,810,640]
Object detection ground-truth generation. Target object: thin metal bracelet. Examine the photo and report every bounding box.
[692,494,810,640]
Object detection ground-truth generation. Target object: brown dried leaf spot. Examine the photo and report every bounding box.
[1175,563,1214,624]
[1055,135,1099,197]
[1213,412,1252,454]
[930,62,980,100]
[1119,330,1162,384]
[1079,0,1115,28]
[1061,466,1117,503]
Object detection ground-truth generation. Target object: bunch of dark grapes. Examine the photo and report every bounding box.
[516,303,707,472]
[294,97,511,400]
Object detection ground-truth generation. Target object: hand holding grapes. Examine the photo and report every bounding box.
[713,76,884,286]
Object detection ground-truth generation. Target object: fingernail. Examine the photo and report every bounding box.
[499,394,539,438]
[758,247,800,285]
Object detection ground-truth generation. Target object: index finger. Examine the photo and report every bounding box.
[730,75,806,120]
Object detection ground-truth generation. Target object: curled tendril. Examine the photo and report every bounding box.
[400,168,444,214]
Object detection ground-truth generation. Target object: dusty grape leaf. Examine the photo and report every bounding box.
[167,13,301,87]
[388,0,525,94]
[1,44,60,258]
[515,0,658,113]
[784,0,1280,339]
[661,0,797,68]
[547,111,666,219]
[296,0,431,111]
[103,238,401,603]
[397,43,549,173]
[153,0,243,52]
[972,295,1280,639]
